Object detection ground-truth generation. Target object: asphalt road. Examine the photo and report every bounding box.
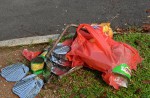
[0,0,149,41]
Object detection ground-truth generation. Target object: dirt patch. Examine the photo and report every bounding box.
[0,44,56,98]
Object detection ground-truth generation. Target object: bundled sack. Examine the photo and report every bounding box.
[66,24,142,89]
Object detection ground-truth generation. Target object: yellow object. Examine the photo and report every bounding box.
[39,51,48,58]
[31,62,44,72]
[31,57,44,72]
[99,23,113,38]
[91,23,113,38]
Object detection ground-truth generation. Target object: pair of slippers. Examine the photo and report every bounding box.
[0,63,43,98]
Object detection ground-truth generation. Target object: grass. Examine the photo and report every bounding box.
[48,32,150,98]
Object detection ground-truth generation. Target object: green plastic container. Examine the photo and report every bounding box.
[112,63,131,80]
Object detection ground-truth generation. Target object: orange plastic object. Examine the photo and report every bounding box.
[66,24,142,89]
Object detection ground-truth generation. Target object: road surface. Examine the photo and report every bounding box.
[0,0,149,41]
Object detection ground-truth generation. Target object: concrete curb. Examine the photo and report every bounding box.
[0,34,60,47]
[0,33,149,47]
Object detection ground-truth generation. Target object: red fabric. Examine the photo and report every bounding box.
[66,24,142,89]
[22,49,41,61]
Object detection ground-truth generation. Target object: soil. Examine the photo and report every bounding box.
[0,44,56,98]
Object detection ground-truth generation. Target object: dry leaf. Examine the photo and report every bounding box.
[142,80,150,84]
[142,24,150,32]
[134,88,142,94]
[116,28,125,34]
[146,9,150,13]
[100,91,107,98]
[70,93,76,98]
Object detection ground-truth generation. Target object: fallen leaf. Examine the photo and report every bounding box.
[116,28,124,34]
[142,24,150,32]
[142,80,150,84]
[134,40,142,46]
[146,9,150,13]
[138,64,143,69]
[70,93,76,98]
[128,28,137,32]
[100,91,107,98]
[80,94,86,98]
[112,89,118,94]
[134,88,142,94]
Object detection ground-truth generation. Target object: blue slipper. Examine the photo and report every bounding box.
[12,74,43,98]
[1,63,29,82]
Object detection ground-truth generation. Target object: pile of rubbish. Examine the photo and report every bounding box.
[0,23,142,98]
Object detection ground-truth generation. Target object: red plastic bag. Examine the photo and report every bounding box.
[22,49,41,61]
[66,24,142,89]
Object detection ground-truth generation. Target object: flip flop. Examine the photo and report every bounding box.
[1,63,29,82]
[12,74,43,98]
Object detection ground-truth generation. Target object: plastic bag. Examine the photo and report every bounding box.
[22,49,41,61]
[66,24,142,89]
